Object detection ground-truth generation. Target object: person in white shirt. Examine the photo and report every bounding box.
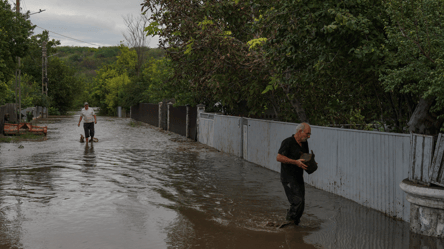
[78,102,97,144]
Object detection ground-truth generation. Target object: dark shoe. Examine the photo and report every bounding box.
[278,221,294,229]
[285,209,294,221]
[285,209,300,225]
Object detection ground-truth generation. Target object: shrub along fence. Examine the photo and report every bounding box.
[131,102,198,140]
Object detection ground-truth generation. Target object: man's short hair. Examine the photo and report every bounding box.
[295,123,305,133]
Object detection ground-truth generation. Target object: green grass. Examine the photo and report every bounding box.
[0,136,11,143]
[129,120,142,127]
[0,132,46,143]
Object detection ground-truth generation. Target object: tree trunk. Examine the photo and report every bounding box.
[280,85,309,123]
[408,97,444,135]
[289,97,309,123]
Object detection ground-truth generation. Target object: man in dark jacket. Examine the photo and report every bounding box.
[276,122,311,225]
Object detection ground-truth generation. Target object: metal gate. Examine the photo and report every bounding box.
[131,103,158,127]
[188,107,198,140]
[168,105,187,136]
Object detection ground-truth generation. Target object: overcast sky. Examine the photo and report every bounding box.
[21,0,159,48]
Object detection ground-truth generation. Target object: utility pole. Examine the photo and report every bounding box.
[42,41,47,95]
[16,0,21,123]
[42,41,48,118]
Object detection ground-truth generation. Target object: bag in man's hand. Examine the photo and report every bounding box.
[300,150,318,174]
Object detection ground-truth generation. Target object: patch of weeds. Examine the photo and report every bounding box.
[129,120,141,127]
[49,107,61,115]
[20,132,45,140]
[0,132,47,143]
[0,136,12,143]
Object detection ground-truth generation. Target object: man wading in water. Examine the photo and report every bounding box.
[276,123,311,225]
[78,102,97,145]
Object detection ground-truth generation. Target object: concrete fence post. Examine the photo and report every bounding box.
[158,102,162,128]
[117,106,122,118]
[167,102,173,131]
[196,104,205,142]
[239,117,243,158]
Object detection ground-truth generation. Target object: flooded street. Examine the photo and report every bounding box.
[0,114,443,249]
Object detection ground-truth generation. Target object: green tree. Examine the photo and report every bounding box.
[141,0,444,133]
[20,30,60,107]
[92,45,136,115]
[120,57,173,108]
[381,0,444,134]
[142,57,173,103]
[5,73,40,108]
[46,57,82,114]
[0,80,15,105]
[142,0,276,114]
[254,0,395,126]
[0,0,34,102]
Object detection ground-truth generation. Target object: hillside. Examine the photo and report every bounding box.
[54,46,165,83]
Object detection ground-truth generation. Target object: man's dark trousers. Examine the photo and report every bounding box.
[282,176,305,224]
[83,122,95,139]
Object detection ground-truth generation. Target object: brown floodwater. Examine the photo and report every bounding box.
[0,114,443,249]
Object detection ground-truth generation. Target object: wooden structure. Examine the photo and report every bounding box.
[4,123,47,136]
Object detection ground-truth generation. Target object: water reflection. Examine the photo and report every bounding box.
[82,143,96,168]
[165,206,318,249]
[0,171,25,249]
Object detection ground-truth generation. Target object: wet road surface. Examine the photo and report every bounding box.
[0,114,443,249]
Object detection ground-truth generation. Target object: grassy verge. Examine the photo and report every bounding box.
[129,120,143,127]
[0,132,47,143]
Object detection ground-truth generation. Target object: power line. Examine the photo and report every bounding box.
[35,25,101,47]
[29,9,46,15]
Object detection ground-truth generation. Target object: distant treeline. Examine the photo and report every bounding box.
[55,46,164,81]
[49,45,170,116]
